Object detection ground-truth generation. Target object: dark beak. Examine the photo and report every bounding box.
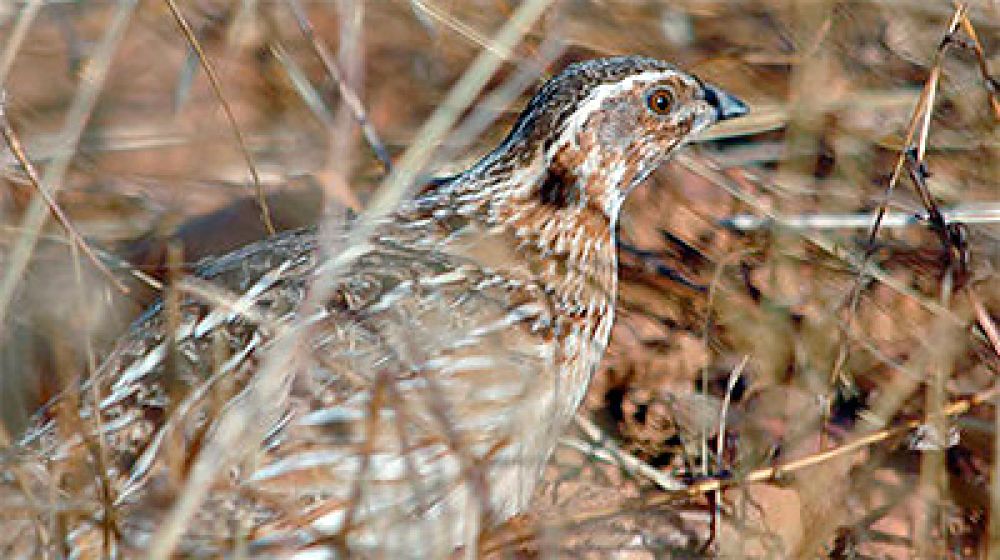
[704,84,749,121]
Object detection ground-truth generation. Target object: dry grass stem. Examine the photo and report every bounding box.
[161,0,275,236]
[0,94,127,294]
[2,2,998,558]
[0,0,137,328]
[0,0,43,86]
[286,0,392,174]
[723,203,1000,231]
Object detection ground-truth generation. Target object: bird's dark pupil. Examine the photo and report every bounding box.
[649,91,671,114]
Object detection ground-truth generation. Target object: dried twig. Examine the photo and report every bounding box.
[831,4,984,382]
[678,155,962,325]
[711,356,748,545]
[161,0,275,236]
[722,203,1000,231]
[144,3,556,557]
[969,291,1000,359]
[684,383,1000,496]
[482,383,1000,556]
[285,0,393,174]
[0,0,43,86]
[409,0,512,59]
[0,94,127,293]
[0,0,137,330]
[952,1,1000,119]
[570,414,686,492]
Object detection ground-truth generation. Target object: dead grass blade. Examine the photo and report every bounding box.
[0,0,43,85]
[833,3,996,381]
[0,0,137,332]
[0,94,127,294]
[161,0,275,236]
[144,4,556,557]
[722,203,1000,231]
[678,154,961,324]
[285,0,392,175]
[481,381,1000,557]
[410,0,512,60]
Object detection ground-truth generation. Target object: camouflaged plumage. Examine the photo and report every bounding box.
[10,55,746,558]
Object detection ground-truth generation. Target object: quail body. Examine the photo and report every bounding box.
[13,56,746,558]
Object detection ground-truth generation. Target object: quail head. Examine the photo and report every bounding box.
[12,55,747,558]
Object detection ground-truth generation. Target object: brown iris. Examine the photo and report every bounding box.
[646,88,674,115]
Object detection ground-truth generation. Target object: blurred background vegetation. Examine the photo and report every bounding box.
[1,1,999,557]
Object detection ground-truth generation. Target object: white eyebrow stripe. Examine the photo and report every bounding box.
[544,70,680,164]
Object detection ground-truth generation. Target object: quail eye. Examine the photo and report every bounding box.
[646,88,674,115]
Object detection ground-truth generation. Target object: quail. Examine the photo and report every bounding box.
[10,55,747,558]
